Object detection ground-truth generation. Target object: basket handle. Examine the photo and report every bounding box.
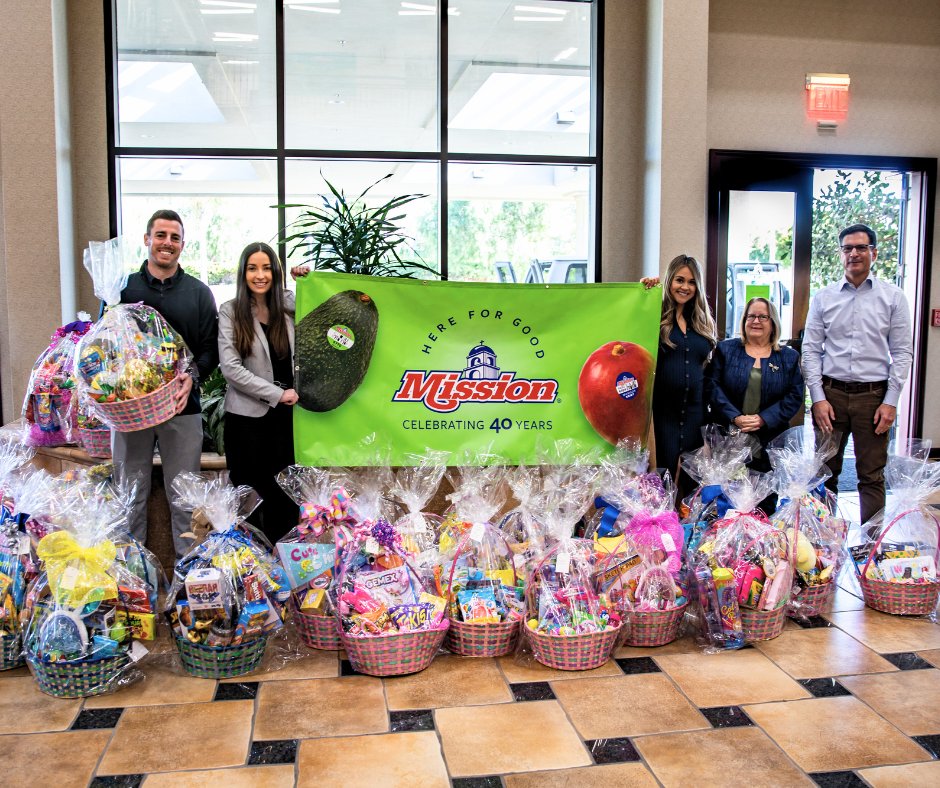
[860,507,940,579]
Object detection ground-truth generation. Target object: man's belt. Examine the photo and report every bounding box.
[822,375,888,393]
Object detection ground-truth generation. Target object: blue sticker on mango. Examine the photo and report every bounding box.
[615,372,638,400]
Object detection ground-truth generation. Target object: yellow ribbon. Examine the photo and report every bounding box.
[36,530,118,608]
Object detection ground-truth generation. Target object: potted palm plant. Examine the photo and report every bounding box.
[279,173,438,278]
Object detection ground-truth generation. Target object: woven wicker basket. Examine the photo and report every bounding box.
[0,633,24,671]
[78,426,112,458]
[95,376,182,432]
[623,602,687,648]
[444,618,520,658]
[788,583,835,618]
[291,599,341,651]
[175,636,267,679]
[525,623,621,671]
[741,606,787,642]
[341,623,449,677]
[27,653,130,698]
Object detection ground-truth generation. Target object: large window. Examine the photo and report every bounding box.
[109,0,600,298]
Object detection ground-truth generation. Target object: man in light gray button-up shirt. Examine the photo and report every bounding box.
[801,223,913,524]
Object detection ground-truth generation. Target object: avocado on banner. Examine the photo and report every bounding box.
[292,272,660,466]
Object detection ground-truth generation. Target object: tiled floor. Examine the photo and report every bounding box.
[4,496,940,787]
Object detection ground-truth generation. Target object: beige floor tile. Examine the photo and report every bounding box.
[436,701,591,776]
[1,730,112,788]
[743,696,930,771]
[826,609,940,653]
[753,627,897,678]
[496,654,622,683]
[0,664,30,679]
[829,584,867,612]
[253,676,387,740]
[859,761,940,786]
[297,731,448,788]
[385,654,512,709]
[839,669,940,736]
[143,765,295,787]
[0,675,81,733]
[613,635,699,659]
[221,648,339,682]
[551,674,709,739]
[634,727,812,788]
[84,664,216,708]
[504,762,659,787]
[655,649,810,706]
[917,648,940,668]
[98,700,253,775]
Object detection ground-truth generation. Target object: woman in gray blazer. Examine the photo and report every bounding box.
[219,242,298,542]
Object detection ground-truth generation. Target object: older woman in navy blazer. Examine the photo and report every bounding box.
[708,297,804,482]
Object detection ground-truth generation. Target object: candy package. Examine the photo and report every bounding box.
[680,425,760,548]
[21,321,91,447]
[21,478,158,697]
[74,238,193,432]
[850,454,940,618]
[165,472,294,678]
[688,472,790,649]
[767,427,848,619]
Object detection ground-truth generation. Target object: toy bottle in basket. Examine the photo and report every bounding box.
[22,487,158,698]
[74,238,194,432]
[166,473,290,679]
[689,473,791,646]
[852,454,940,617]
[333,508,448,677]
[438,465,523,658]
[590,468,688,648]
[679,425,760,549]
[766,427,847,619]
[275,465,353,651]
[21,320,91,447]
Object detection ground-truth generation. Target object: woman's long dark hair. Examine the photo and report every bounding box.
[232,242,293,359]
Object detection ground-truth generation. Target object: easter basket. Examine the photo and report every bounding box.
[524,542,621,671]
[740,606,788,642]
[174,635,267,679]
[0,633,24,671]
[858,510,940,616]
[95,375,183,433]
[623,602,688,648]
[291,597,341,651]
[78,426,112,458]
[26,652,130,698]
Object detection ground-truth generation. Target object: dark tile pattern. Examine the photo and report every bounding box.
[615,657,662,674]
[912,734,940,759]
[71,708,124,730]
[214,681,259,701]
[390,709,435,732]
[89,777,143,788]
[809,771,867,787]
[798,678,852,698]
[699,705,754,728]
[510,682,556,702]
[451,778,503,788]
[586,737,641,764]
[247,739,298,765]
[882,652,934,671]
[792,616,835,629]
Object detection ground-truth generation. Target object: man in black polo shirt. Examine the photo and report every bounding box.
[112,209,219,558]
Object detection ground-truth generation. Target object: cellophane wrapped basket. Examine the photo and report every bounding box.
[22,479,161,697]
[439,464,523,657]
[74,238,193,432]
[333,505,448,677]
[590,459,688,647]
[275,466,350,650]
[166,473,291,678]
[689,472,790,647]
[853,455,940,617]
[21,321,91,447]
[75,392,112,458]
[767,428,848,619]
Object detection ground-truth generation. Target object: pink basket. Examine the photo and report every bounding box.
[525,623,621,671]
[95,376,182,432]
[341,622,449,677]
[291,599,341,650]
[788,583,835,618]
[741,606,787,642]
[78,426,112,458]
[444,617,520,658]
[623,602,687,647]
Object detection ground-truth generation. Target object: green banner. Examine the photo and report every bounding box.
[293,272,661,465]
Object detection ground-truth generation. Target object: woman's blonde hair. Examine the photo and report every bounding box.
[739,296,782,350]
[660,254,717,350]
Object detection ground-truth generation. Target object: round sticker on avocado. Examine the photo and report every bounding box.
[615,372,638,400]
[327,325,355,350]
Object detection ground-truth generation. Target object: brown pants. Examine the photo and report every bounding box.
[818,381,889,525]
